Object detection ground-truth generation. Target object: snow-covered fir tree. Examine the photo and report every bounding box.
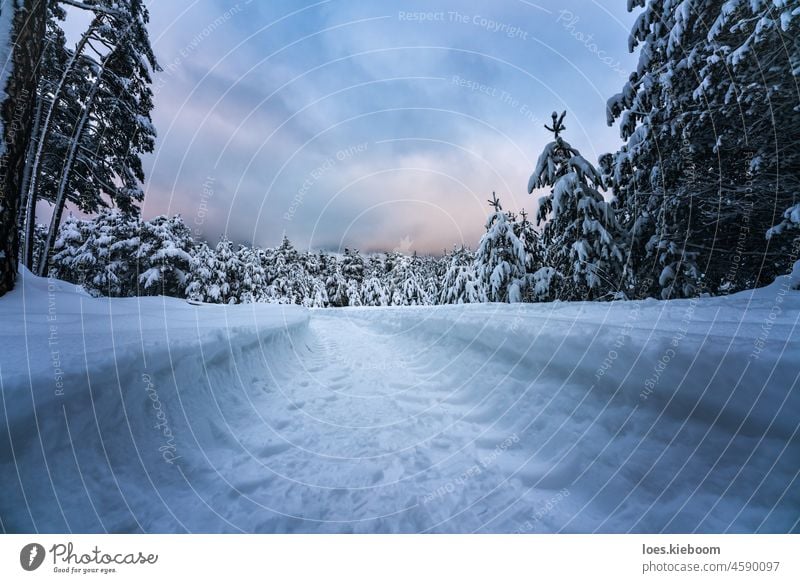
[361,276,388,306]
[36,0,160,274]
[302,251,321,278]
[366,255,385,279]
[325,267,350,307]
[185,238,241,304]
[20,2,69,268]
[418,254,442,303]
[266,236,298,285]
[383,251,400,275]
[303,275,329,308]
[237,245,268,303]
[136,215,194,297]
[340,248,365,282]
[51,210,141,297]
[346,279,363,306]
[440,246,481,304]
[513,209,544,275]
[530,112,626,300]
[387,254,430,306]
[603,2,708,298]
[699,0,798,289]
[266,237,309,304]
[474,193,527,303]
[49,215,86,282]
[605,0,798,295]
[184,242,215,303]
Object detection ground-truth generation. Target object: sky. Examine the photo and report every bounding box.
[134,0,639,254]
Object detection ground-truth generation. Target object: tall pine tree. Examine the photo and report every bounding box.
[36,0,159,274]
[530,112,625,299]
[0,0,46,294]
[606,0,798,296]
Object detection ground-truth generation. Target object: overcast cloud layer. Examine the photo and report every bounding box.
[137,0,637,254]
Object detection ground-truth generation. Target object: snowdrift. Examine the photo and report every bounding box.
[1,267,309,532]
[0,266,798,533]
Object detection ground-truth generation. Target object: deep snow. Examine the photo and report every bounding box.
[1,266,798,533]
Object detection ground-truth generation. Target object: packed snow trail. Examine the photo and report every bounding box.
[1,268,799,533]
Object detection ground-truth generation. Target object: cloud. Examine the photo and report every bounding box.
[139,0,638,253]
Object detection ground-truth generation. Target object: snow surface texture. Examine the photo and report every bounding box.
[1,266,798,533]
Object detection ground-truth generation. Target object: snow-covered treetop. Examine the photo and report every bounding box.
[528,112,602,193]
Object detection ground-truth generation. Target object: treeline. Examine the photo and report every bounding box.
[26,209,424,305]
[32,209,535,307]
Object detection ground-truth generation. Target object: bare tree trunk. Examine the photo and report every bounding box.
[38,59,106,276]
[19,85,42,267]
[25,20,96,242]
[0,0,46,296]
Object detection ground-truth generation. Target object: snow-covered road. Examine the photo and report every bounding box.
[1,269,799,533]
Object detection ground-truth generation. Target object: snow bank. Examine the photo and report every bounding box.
[2,267,307,385]
[0,267,308,532]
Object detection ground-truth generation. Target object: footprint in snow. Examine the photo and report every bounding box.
[258,441,291,457]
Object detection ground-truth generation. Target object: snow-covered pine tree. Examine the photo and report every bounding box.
[649,189,701,300]
[383,251,400,274]
[23,3,98,269]
[136,215,194,297]
[387,254,429,306]
[474,193,527,303]
[287,262,313,304]
[49,215,90,287]
[606,0,798,295]
[603,2,712,298]
[37,0,160,275]
[514,208,545,275]
[725,2,797,283]
[185,242,216,303]
[237,245,268,303]
[302,251,320,278]
[266,236,297,284]
[264,236,306,303]
[314,250,333,279]
[366,254,385,279]
[101,211,142,296]
[418,254,441,303]
[346,279,362,306]
[340,247,365,282]
[701,0,798,289]
[325,266,349,307]
[530,112,626,300]
[361,275,388,306]
[50,209,141,297]
[439,246,480,304]
[208,238,241,304]
[303,275,329,308]
[507,209,557,302]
